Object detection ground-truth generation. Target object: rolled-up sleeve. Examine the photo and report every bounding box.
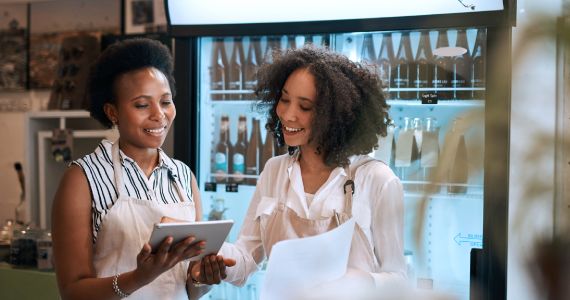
[220,161,273,286]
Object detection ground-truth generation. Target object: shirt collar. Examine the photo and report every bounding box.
[112,143,176,176]
[157,148,178,177]
[286,149,357,178]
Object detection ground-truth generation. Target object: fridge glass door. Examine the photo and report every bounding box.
[196,28,486,300]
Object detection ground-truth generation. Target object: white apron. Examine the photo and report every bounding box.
[259,158,380,273]
[93,141,196,299]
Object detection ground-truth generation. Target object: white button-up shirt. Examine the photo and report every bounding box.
[221,153,406,287]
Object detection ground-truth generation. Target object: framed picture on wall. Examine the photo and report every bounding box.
[0,4,28,91]
[124,0,154,34]
[29,0,120,90]
[124,0,167,34]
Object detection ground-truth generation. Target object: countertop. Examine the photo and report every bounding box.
[0,263,59,299]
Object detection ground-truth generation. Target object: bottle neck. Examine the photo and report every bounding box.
[237,123,247,143]
[220,121,229,142]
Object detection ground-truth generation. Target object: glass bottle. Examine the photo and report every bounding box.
[410,117,423,190]
[320,34,331,48]
[214,115,231,183]
[421,117,439,190]
[395,117,419,185]
[264,36,281,65]
[447,118,468,194]
[405,250,417,288]
[210,38,227,100]
[433,30,453,100]
[246,118,262,185]
[360,33,376,65]
[243,36,261,99]
[227,37,245,100]
[286,35,297,50]
[208,196,228,221]
[303,34,314,45]
[261,128,276,173]
[471,28,486,99]
[452,29,472,99]
[377,33,394,97]
[391,32,413,99]
[37,230,53,271]
[412,117,423,156]
[232,115,247,184]
[413,31,434,100]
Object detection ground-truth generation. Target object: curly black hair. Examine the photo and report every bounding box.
[255,45,391,167]
[87,38,175,128]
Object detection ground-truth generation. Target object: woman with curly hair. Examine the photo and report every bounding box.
[198,45,406,293]
[51,38,233,300]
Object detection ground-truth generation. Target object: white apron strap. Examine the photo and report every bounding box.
[336,157,377,223]
[111,140,127,197]
[112,140,188,203]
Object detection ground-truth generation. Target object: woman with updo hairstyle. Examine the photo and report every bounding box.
[52,38,233,300]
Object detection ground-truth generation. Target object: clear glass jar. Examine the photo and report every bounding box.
[37,230,53,271]
[10,228,40,268]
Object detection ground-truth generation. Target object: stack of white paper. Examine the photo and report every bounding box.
[260,218,356,300]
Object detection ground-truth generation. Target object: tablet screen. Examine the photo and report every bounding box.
[149,219,234,261]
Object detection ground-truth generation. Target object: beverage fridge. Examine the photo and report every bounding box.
[165,1,514,299]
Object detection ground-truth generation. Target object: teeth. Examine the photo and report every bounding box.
[145,127,165,133]
[284,126,302,132]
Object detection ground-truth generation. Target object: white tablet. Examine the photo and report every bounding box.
[149,219,234,261]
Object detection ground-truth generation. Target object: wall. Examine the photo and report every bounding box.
[0,93,29,225]
[508,0,562,299]
[0,0,174,227]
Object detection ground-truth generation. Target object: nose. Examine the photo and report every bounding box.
[278,102,297,122]
[150,102,166,121]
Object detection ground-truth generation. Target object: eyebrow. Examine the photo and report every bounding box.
[282,88,313,103]
[130,93,172,102]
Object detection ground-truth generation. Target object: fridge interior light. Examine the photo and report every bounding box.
[433,46,468,57]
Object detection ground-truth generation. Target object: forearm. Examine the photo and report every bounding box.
[59,270,149,300]
[219,242,260,286]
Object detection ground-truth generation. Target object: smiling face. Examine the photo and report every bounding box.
[104,67,175,152]
[276,68,317,150]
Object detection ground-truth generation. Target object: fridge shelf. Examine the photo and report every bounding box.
[209,173,260,180]
[209,100,258,106]
[210,87,485,94]
[404,192,483,200]
[210,89,253,94]
[388,99,485,106]
[207,98,486,106]
[401,180,483,199]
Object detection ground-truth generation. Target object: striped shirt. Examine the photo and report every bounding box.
[72,140,194,242]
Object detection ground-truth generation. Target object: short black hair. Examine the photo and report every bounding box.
[87,38,175,128]
[255,45,391,167]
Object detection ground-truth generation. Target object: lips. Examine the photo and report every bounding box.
[144,125,167,135]
[283,125,303,133]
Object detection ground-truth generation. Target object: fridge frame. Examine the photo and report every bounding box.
[169,1,516,299]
